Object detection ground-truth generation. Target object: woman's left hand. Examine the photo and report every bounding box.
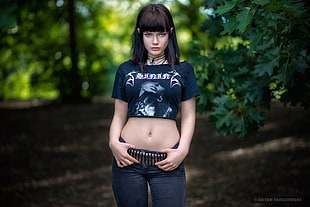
[155,148,187,171]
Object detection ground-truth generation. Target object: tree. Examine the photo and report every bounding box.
[192,0,310,137]
[0,0,85,101]
[0,0,134,102]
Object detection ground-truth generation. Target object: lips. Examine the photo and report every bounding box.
[151,47,160,51]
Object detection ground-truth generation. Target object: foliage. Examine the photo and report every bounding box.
[2,0,309,139]
[0,0,136,101]
[0,0,196,102]
[192,0,310,137]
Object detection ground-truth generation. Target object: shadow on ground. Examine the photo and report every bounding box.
[0,99,309,207]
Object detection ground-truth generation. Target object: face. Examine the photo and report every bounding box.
[142,31,169,57]
[141,81,165,94]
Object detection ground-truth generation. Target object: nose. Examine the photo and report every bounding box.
[152,35,159,45]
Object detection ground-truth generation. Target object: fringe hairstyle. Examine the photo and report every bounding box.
[131,4,180,71]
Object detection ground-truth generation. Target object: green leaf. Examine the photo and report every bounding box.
[236,7,255,33]
[265,1,285,12]
[220,6,256,35]
[266,47,281,58]
[220,17,239,35]
[254,56,279,76]
[214,0,236,15]
[249,108,265,124]
[253,0,270,6]
[272,72,286,83]
[210,106,235,128]
[211,109,226,128]
[234,119,246,134]
[212,96,230,106]
[248,31,265,53]
[261,11,285,28]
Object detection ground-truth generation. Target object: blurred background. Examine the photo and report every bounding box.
[1,0,309,137]
[0,0,205,102]
[0,0,309,206]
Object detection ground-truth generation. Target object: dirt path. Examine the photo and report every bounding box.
[0,100,309,207]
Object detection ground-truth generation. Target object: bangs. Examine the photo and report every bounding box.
[132,4,180,71]
[138,7,170,32]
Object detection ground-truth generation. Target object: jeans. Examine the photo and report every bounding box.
[111,139,186,207]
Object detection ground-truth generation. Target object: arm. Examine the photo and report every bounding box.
[156,97,196,171]
[109,99,138,167]
[178,96,196,155]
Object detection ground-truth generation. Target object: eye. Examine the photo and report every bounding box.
[159,32,167,37]
[143,32,153,38]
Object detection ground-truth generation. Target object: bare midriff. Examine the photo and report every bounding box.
[120,117,180,151]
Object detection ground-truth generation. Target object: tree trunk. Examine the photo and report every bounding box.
[63,0,83,103]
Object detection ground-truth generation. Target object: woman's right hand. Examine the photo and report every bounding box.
[109,140,139,167]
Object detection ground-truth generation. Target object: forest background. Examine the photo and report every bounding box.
[1,0,309,137]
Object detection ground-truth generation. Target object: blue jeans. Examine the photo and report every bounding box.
[111,139,186,207]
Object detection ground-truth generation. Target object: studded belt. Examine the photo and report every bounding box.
[127,148,167,166]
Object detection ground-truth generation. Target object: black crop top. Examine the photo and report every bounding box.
[111,60,200,120]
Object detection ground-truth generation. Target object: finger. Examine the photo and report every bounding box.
[118,159,131,167]
[158,164,173,171]
[121,160,131,166]
[117,160,124,168]
[125,151,139,163]
[155,160,165,167]
[155,160,170,169]
[124,143,136,149]
[119,155,139,166]
[124,157,139,165]
[155,158,169,166]
[157,161,177,171]
[127,156,139,163]
[117,156,132,167]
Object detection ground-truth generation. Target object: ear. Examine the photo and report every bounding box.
[137,28,140,33]
[170,27,174,33]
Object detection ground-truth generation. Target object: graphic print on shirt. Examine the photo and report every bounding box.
[125,71,181,118]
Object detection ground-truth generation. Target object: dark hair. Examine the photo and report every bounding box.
[132,4,180,71]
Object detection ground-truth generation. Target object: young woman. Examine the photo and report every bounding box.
[109,4,200,207]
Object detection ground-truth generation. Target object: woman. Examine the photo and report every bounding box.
[109,4,200,207]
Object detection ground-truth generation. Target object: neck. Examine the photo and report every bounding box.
[147,53,167,65]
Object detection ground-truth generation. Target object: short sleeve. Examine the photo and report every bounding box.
[181,63,200,101]
[111,67,128,102]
